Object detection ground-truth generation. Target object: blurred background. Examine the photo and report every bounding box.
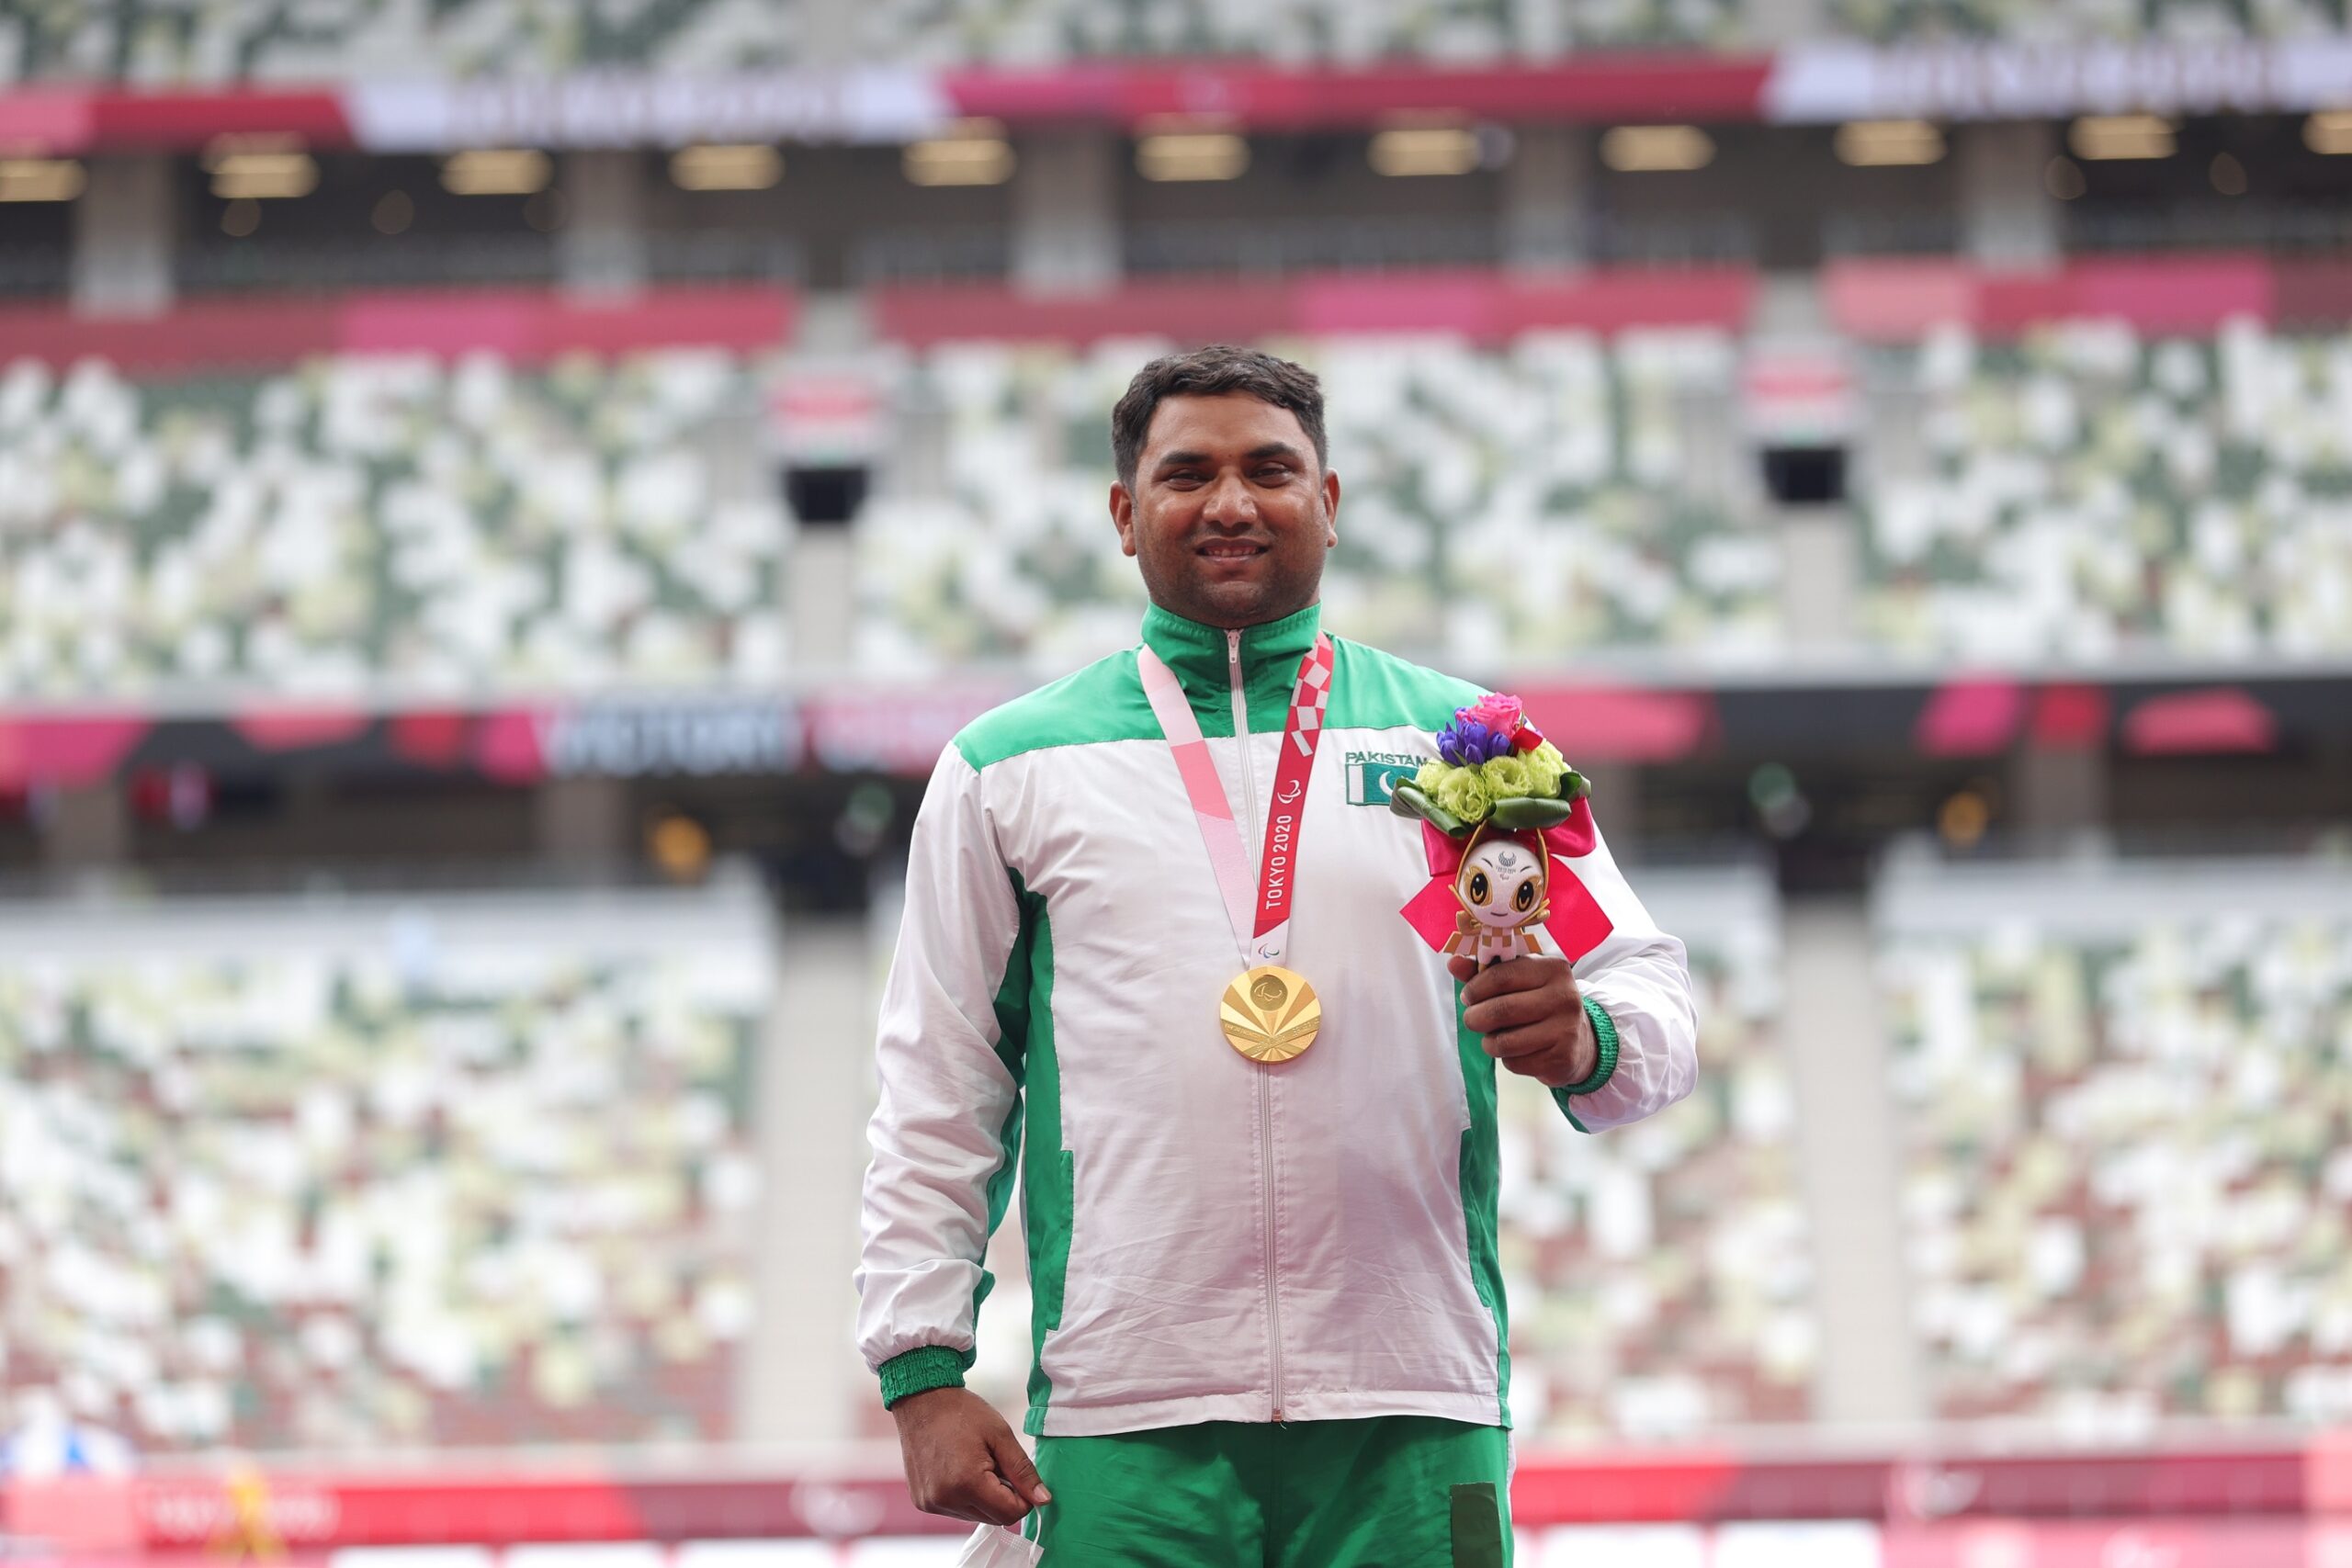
[1,2,2350,1563]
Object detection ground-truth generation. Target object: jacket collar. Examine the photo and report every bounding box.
[1139,601,1324,734]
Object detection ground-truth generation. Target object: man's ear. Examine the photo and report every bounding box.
[1321,467,1341,549]
[1110,480,1137,558]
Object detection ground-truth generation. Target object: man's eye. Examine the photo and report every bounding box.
[1515,879,1537,912]
[1255,468,1292,482]
[1467,872,1489,903]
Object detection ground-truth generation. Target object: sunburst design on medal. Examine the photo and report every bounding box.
[1220,964,1321,1063]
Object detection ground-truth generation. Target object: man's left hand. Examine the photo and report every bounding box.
[1451,954,1594,1089]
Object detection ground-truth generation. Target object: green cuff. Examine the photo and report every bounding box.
[1552,995,1621,1133]
[878,1345,974,1408]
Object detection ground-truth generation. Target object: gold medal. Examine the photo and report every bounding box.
[1220,964,1321,1063]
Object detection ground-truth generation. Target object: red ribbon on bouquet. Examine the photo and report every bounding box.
[1398,795,1614,964]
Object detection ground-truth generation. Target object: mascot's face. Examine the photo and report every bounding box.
[1455,837,1544,931]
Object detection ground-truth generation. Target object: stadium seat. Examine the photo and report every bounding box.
[0,0,799,84]
[852,0,1758,64]
[0,882,775,1450]
[1859,321,2352,664]
[0,350,792,700]
[1828,0,2350,44]
[1877,857,2352,1425]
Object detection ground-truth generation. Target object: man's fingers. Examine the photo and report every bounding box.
[1478,1022,1558,1061]
[970,1474,1033,1528]
[1502,1050,1582,1089]
[944,1472,1032,1528]
[1460,955,1570,1005]
[1446,955,1478,984]
[1485,1030,1582,1086]
[987,1424,1054,1507]
[1462,986,1563,1036]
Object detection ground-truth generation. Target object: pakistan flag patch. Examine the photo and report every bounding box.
[1344,750,1423,807]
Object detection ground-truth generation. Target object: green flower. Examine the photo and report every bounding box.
[1522,741,1568,796]
[1481,753,1537,801]
[1425,764,1494,824]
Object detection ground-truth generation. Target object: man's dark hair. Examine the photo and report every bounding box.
[1111,345,1328,491]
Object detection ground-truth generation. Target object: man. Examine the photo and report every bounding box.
[857,346,1698,1565]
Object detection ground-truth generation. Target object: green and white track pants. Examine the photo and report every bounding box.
[963,1416,1514,1567]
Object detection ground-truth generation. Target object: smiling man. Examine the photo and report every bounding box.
[856,346,1699,1566]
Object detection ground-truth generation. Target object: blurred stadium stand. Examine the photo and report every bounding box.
[1878,851,2352,1429]
[0,348,792,701]
[0,875,775,1451]
[0,0,804,82]
[858,328,1776,677]
[1858,321,2352,663]
[8,306,2346,704]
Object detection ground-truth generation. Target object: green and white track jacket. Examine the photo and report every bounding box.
[856,604,1699,1438]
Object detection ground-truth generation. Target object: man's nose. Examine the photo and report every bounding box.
[1201,471,1258,526]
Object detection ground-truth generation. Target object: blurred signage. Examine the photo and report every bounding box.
[805,686,1015,774]
[0,716,149,790]
[139,1469,341,1551]
[343,70,953,151]
[1741,343,1856,446]
[471,700,803,781]
[768,363,896,467]
[535,699,804,779]
[1765,38,2352,121]
[1516,685,1718,764]
[1880,1519,2322,1567]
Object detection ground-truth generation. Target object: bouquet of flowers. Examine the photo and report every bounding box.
[1391,694,1612,969]
[1389,694,1588,836]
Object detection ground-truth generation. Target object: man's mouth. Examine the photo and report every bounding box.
[1196,541,1268,560]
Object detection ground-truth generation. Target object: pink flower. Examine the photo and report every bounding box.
[1462,694,1523,737]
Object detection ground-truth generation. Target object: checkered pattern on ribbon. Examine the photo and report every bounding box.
[1136,631,1339,966]
[1287,636,1335,757]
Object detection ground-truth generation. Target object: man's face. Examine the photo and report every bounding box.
[1110,392,1340,629]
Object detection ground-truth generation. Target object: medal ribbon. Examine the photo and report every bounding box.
[1136,633,1335,968]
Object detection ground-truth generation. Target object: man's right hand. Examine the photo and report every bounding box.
[891,1386,1053,1527]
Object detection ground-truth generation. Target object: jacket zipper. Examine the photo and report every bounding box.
[1229,628,1285,1422]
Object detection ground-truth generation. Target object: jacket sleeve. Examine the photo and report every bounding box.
[854,744,1028,1405]
[1550,816,1700,1134]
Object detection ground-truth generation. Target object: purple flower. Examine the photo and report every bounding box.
[1438,719,1504,767]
